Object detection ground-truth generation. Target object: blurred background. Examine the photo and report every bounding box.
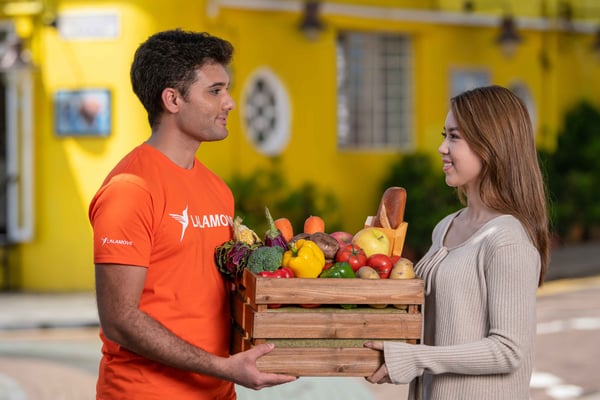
[0,0,598,399]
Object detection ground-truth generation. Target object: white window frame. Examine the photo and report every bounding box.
[337,31,414,151]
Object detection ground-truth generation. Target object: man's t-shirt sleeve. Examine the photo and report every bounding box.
[89,174,154,267]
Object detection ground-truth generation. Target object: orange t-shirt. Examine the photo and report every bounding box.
[89,144,235,400]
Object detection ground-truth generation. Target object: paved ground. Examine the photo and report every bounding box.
[530,276,600,400]
[0,242,598,400]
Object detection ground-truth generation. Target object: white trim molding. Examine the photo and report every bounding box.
[208,0,598,34]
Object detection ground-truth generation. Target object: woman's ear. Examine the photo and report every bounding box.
[161,88,179,113]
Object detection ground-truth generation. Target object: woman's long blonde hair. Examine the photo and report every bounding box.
[451,85,550,286]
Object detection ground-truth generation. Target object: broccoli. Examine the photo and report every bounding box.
[246,246,285,274]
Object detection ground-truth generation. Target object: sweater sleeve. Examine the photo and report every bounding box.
[384,243,540,384]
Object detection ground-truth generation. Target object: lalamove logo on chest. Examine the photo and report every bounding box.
[169,205,232,242]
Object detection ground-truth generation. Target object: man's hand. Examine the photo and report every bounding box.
[364,341,392,384]
[224,343,297,390]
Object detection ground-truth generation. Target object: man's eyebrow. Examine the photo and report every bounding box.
[208,81,227,88]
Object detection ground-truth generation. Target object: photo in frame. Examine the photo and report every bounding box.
[54,89,111,136]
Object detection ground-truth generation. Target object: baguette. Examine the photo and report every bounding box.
[372,187,407,229]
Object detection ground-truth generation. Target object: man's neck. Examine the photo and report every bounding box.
[146,130,199,170]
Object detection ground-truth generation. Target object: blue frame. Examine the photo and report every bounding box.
[54,89,111,136]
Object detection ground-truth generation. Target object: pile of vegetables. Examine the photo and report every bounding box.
[214,207,415,283]
[215,207,343,280]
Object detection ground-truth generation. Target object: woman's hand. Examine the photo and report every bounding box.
[364,341,392,384]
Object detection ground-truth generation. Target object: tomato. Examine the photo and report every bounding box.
[367,254,394,279]
[335,243,367,272]
[321,262,334,271]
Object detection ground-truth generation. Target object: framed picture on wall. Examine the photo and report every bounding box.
[54,89,111,136]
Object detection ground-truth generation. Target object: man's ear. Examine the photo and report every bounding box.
[161,88,179,113]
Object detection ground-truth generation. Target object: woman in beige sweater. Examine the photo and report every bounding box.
[365,85,551,400]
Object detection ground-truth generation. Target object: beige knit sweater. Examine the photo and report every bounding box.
[383,211,540,400]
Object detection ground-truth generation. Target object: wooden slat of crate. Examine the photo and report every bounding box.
[237,269,424,306]
[231,329,389,376]
[256,347,384,376]
[231,326,252,354]
[231,291,253,333]
[240,307,422,340]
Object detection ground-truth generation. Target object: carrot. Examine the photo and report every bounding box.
[304,215,325,234]
[274,217,294,242]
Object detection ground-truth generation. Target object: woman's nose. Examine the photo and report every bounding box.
[438,140,448,155]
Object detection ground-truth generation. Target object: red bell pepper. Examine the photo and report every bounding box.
[256,267,294,308]
[257,267,294,278]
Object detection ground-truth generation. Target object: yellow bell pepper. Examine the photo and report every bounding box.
[282,239,325,278]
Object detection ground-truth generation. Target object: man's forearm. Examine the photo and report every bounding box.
[102,307,226,378]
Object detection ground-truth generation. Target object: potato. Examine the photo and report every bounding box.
[389,257,415,280]
[389,257,415,309]
[288,233,310,248]
[356,266,380,279]
[309,232,340,262]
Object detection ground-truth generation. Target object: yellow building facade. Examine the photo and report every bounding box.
[0,0,598,290]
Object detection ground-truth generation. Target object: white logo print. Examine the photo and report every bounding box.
[101,237,133,246]
[169,205,189,242]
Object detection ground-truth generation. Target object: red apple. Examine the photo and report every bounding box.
[330,231,354,246]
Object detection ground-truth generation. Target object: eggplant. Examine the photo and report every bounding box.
[264,207,288,250]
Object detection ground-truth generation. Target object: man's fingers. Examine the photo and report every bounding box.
[252,342,275,357]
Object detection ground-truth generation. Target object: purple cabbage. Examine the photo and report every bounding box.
[214,240,255,280]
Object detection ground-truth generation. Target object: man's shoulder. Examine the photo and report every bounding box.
[100,145,162,185]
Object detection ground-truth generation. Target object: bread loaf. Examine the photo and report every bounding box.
[372,187,406,229]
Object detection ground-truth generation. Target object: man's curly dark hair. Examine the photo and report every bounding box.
[130,29,234,127]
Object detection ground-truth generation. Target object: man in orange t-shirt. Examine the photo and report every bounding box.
[88,30,296,400]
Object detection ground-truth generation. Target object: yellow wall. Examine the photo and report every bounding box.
[5,0,600,290]
[19,0,211,290]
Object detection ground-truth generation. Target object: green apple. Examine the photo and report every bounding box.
[351,227,391,258]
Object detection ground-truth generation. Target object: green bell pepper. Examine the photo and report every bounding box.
[319,262,355,278]
[319,262,357,309]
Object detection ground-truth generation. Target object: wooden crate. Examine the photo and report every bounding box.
[231,269,424,376]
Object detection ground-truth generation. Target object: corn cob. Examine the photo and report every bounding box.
[233,216,261,246]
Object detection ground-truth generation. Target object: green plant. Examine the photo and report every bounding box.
[228,161,342,238]
[541,101,600,242]
[379,152,460,258]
